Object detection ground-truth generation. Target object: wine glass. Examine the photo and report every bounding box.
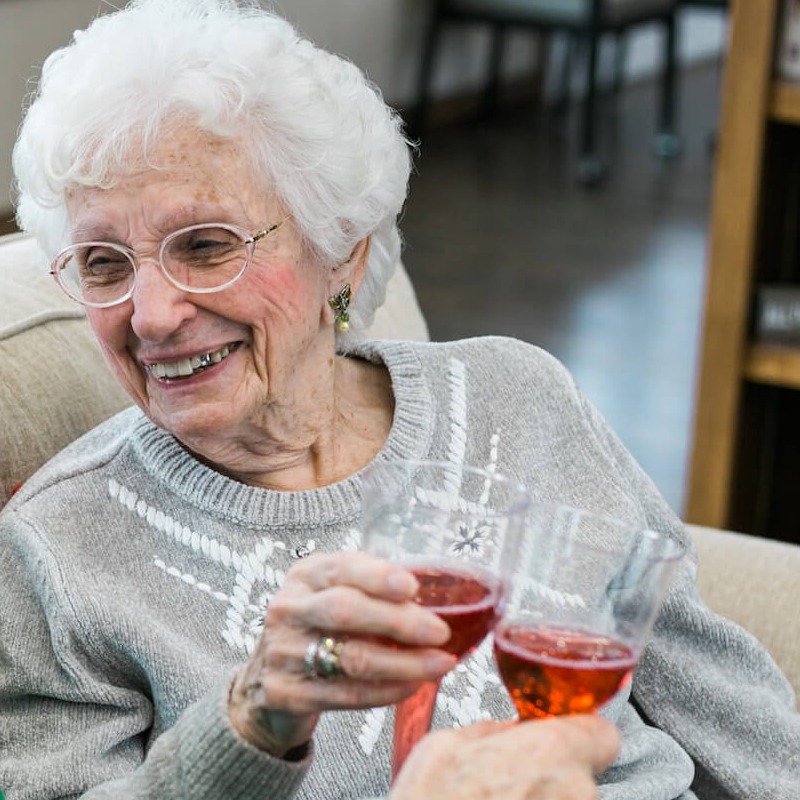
[494,503,685,720]
[359,459,530,779]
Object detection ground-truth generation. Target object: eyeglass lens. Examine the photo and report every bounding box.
[54,224,250,305]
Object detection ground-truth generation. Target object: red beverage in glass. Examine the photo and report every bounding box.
[392,562,503,777]
[494,622,636,719]
[412,562,504,656]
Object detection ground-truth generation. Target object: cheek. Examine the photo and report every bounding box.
[248,263,322,325]
[86,308,131,353]
[85,308,146,400]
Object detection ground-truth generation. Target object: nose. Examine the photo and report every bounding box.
[129,259,197,340]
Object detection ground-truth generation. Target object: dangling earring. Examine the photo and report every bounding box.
[328,283,352,333]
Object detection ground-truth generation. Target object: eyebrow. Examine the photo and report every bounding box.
[69,223,123,244]
[153,204,236,231]
[69,204,240,244]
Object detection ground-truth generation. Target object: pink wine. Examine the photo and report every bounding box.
[391,680,440,781]
[410,563,503,657]
[391,562,503,779]
[494,622,636,719]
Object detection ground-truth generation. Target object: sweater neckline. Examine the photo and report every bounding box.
[131,340,434,529]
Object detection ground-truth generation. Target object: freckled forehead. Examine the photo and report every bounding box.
[149,129,249,194]
[67,126,271,236]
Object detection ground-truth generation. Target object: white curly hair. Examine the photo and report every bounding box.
[12,0,414,340]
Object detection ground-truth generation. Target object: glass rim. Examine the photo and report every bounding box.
[361,458,532,490]
[360,458,533,517]
[528,501,687,563]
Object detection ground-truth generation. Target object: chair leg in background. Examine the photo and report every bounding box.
[551,32,576,114]
[410,11,444,139]
[612,31,628,96]
[576,29,608,187]
[482,24,508,121]
[653,11,682,159]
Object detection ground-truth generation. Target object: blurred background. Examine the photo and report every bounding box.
[0,1,730,516]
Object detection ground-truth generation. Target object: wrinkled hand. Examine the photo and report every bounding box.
[228,552,455,756]
[390,716,620,800]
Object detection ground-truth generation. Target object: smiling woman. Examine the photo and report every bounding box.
[1,1,798,799]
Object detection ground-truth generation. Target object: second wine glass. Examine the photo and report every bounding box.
[359,459,530,780]
[494,503,685,720]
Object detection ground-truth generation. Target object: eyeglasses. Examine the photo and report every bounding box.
[50,220,286,308]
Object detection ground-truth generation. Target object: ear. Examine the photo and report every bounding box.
[327,236,371,298]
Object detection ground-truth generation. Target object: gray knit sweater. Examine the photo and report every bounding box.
[0,338,798,799]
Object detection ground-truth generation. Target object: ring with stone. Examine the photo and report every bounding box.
[312,635,347,679]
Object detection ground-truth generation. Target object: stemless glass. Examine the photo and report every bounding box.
[360,459,530,780]
[494,503,685,720]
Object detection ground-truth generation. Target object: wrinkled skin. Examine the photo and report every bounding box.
[390,715,620,800]
[73,126,392,493]
[228,551,456,754]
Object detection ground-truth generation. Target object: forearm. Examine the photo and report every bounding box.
[1,677,310,800]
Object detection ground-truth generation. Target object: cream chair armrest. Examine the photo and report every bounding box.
[687,523,800,705]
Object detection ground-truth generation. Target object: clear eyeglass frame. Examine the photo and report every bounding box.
[50,219,286,309]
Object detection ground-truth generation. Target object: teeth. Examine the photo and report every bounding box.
[212,345,230,363]
[147,344,233,379]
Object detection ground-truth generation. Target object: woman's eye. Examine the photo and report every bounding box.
[80,249,130,280]
[172,229,240,264]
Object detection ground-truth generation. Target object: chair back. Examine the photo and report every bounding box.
[689,524,800,706]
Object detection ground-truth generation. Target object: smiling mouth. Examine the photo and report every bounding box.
[145,343,237,379]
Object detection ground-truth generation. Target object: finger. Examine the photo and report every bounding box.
[268,585,449,646]
[316,587,449,644]
[338,639,456,682]
[262,675,430,716]
[566,715,621,772]
[518,715,620,774]
[291,551,419,601]
[252,621,453,686]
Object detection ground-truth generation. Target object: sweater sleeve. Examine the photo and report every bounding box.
[577,384,800,799]
[0,512,310,800]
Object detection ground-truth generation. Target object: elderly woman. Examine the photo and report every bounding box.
[0,0,798,798]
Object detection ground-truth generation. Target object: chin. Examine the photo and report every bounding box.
[147,403,238,444]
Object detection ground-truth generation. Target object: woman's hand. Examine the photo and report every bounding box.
[389,716,620,800]
[228,551,455,756]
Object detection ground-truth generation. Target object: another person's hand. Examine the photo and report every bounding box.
[389,715,620,800]
[229,551,455,756]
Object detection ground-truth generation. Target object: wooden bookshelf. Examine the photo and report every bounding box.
[770,82,800,123]
[686,0,800,544]
[744,344,800,390]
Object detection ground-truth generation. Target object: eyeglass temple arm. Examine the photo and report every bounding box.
[247,217,288,245]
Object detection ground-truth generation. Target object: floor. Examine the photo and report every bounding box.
[400,61,723,517]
